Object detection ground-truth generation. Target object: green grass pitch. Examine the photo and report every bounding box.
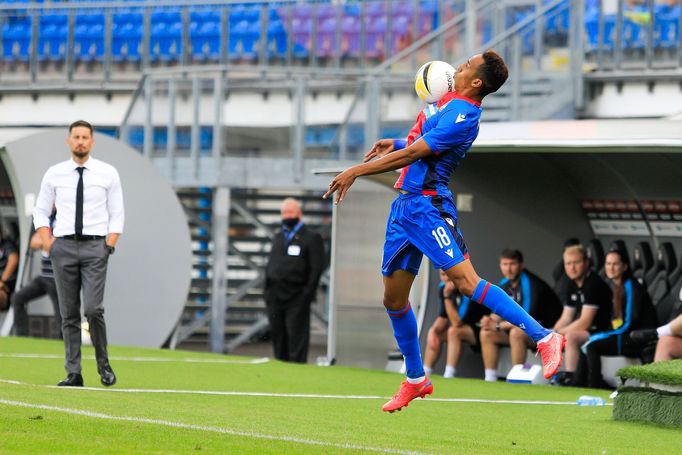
[1,337,680,454]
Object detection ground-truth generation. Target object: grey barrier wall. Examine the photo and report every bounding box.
[0,130,192,347]
[331,179,429,371]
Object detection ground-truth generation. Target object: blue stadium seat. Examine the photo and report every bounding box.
[190,8,222,26]
[153,127,168,150]
[191,21,221,62]
[585,13,616,52]
[243,6,260,24]
[151,8,182,28]
[654,8,680,50]
[267,19,287,60]
[200,127,213,153]
[243,21,260,61]
[623,18,645,50]
[127,127,144,151]
[112,23,142,62]
[39,24,67,62]
[151,22,183,63]
[229,20,258,61]
[2,23,32,62]
[74,23,105,62]
[291,18,311,60]
[229,5,247,26]
[113,9,143,27]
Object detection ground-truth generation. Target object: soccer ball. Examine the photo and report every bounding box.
[414,60,455,104]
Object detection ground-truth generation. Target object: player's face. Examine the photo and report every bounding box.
[499,258,522,281]
[454,54,484,93]
[604,252,626,280]
[67,126,94,159]
[563,251,587,281]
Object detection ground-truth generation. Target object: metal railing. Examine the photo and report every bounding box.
[117,0,583,187]
[0,0,466,85]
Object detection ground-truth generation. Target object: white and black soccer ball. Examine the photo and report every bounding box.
[414,60,455,104]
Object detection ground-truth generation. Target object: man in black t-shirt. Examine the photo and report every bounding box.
[554,245,612,386]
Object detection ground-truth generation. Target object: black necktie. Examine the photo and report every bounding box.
[75,167,84,236]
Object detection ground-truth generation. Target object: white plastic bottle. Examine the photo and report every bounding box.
[576,395,607,406]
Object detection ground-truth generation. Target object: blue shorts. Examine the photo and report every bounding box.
[381,193,469,276]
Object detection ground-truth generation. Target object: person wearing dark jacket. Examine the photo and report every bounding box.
[264,198,325,363]
[480,249,563,381]
[583,248,657,389]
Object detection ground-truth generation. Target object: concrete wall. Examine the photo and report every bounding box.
[0,131,192,347]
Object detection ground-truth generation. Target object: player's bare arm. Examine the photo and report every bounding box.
[363,139,397,163]
[323,138,432,204]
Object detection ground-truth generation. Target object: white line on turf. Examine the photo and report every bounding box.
[0,399,426,455]
[0,378,610,406]
[0,353,269,364]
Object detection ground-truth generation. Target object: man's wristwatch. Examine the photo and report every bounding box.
[106,245,116,255]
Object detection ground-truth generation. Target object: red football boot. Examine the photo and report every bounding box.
[382,377,433,413]
[536,332,566,379]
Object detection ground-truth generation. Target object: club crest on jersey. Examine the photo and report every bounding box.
[455,113,466,123]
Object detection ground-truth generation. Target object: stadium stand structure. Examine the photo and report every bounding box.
[170,188,331,352]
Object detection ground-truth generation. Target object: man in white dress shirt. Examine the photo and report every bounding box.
[33,120,124,387]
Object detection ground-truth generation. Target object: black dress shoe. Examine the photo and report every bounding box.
[57,373,84,387]
[630,329,658,343]
[98,363,116,387]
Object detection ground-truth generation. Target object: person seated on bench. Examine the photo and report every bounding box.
[554,245,613,386]
[479,248,562,382]
[423,270,489,378]
[583,248,657,389]
[632,312,682,362]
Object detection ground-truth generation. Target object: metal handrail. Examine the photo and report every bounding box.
[372,0,497,74]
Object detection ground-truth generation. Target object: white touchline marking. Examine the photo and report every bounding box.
[0,353,269,365]
[0,378,610,406]
[0,399,426,455]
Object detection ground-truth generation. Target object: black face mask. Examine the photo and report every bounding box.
[282,217,300,229]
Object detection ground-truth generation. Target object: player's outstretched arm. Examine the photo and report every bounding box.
[363,139,398,163]
[323,138,432,204]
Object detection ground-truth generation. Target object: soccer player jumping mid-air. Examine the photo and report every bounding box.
[323,50,565,413]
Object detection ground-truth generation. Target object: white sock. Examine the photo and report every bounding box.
[407,375,426,384]
[658,323,672,337]
[443,365,456,378]
[484,369,497,382]
[538,332,553,344]
[424,366,433,376]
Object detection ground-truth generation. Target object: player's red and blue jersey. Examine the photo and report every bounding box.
[394,92,481,196]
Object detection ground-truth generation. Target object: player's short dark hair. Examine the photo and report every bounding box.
[500,248,523,263]
[69,120,93,134]
[476,50,509,97]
